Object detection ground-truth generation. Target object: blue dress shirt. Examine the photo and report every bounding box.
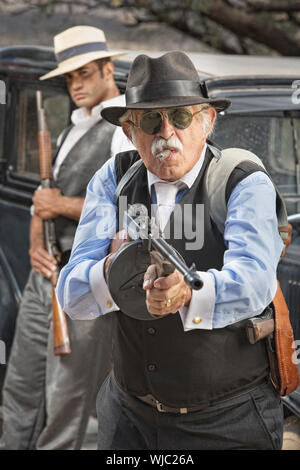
[56,152,284,329]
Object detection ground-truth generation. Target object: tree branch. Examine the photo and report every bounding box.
[201,0,300,56]
[247,0,300,12]
[1,0,300,56]
[122,0,300,56]
[289,11,300,26]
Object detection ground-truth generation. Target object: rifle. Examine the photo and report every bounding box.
[107,208,203,320]
[125,210,203,289]
[36,90,71,355]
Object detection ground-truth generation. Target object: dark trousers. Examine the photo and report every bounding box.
[0,270,112,450]
[96,371,284,450]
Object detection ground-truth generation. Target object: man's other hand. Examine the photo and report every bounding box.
[32,188,63,220]
[29,245,60,279]
[104,230,130,281]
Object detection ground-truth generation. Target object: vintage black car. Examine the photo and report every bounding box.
[0,46,299,398]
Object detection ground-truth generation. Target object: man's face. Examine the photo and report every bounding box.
[64,61,113,112]
[123,106,216,181]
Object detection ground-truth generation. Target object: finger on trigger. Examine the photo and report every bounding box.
[143,264,157,290]
[154,270,179,289]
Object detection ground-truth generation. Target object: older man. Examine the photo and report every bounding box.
[57,51,284,450]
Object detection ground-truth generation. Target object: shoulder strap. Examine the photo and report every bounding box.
[52,124,73,164]
[113,159,143,205]
[206,145,288,241]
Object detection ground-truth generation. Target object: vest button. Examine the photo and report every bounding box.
[147,327,156,335]
[147,364,156,372]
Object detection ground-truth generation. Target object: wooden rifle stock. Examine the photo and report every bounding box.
[51,269,71,355]
[36,91,71,356]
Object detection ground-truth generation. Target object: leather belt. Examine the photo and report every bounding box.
[136,379,268,414]
[137,394,208,415]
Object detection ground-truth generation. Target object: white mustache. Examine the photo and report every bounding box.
[151,136,183,161]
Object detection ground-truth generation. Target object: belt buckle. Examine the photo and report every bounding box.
[155,400,167,413]
[155,400,188,414]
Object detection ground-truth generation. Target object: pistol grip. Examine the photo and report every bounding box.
[150,250,175,278]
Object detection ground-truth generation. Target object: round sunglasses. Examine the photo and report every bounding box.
[129,107,201,135]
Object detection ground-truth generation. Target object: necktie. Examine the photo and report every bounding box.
[154,181,180,232]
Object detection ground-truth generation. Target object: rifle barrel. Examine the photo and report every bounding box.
[124,211,203,290]
[150,236,203,290]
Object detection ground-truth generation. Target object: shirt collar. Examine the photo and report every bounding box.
[147,143,207,194]
[71,94,126,126]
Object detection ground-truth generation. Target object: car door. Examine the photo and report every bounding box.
[213,106,300,342]
[0,73,71,394]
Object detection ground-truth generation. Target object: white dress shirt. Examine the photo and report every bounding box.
[53,94,133,180]
[31,94,134,216]
[146,144,216,330]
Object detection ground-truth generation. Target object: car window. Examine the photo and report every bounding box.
[214,113,300,215]
[16,88,70,178]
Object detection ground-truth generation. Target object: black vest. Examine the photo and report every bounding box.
[112,148,270,407]
[53,119,115,253]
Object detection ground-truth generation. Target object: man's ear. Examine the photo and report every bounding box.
[122,122,133,142]
[205,107,217,136]
[102,61,114,80]
[208,107,217,125]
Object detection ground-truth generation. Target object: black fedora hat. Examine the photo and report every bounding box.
[101,51,231,126]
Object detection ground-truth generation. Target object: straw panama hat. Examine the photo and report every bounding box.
[40,25,126,80]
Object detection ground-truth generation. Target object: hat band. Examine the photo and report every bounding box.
[56,41,108,63]
[126,80,204,106]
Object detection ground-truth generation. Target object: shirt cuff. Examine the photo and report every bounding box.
[179,272,215,331]
[89,257,120,314]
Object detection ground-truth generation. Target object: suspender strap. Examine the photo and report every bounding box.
[52,124,73,165]
[113,159,143,205]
